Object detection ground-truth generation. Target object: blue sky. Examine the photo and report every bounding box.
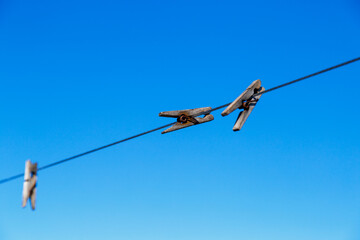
[0,0,360,239]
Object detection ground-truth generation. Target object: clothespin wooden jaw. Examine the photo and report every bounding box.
[159,107,214,134]
[222,79,265,131]
[22,160,38,210]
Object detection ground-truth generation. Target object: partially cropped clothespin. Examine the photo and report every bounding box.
[159,107,214,134]
[222,79,265,131]
[22,160,37,210]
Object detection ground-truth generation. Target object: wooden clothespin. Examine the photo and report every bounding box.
[22,160,38,210]
[222,79,265,131]
[159,107,214,134]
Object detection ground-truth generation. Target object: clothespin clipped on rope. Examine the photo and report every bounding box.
[22,160,37,210]
[159,107,214,134]
[222,79,265,131]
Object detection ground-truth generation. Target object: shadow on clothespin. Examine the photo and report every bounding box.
[22,160,37,210]
[222,79,265,131]
[159,107,214,134]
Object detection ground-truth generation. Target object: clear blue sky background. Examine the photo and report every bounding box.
[0,0,359,239]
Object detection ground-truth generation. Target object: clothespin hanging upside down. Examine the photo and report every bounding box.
[222,79,265,131]
[159,107,214,134]
[22,160,38,210]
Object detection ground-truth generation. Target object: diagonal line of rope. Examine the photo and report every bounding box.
[0,122,175,184]
[0,57,359,185]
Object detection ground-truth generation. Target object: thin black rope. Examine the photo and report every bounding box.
[0,57,359,185]
[205,57,360,115]
[253,57,360,97]
[0,174,24,185]
[0,122,175,184]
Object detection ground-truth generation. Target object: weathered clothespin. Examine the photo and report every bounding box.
[22,160,38,210]
[221,79,265,131]
[159,107,214,134]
